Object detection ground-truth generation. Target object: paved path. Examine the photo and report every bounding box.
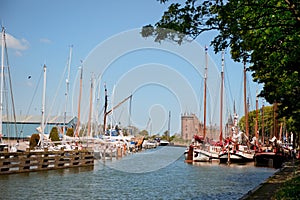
[240,160,300,200]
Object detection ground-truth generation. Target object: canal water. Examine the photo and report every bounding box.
[0,146,276,200]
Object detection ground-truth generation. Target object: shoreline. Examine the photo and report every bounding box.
[240,160,300,200]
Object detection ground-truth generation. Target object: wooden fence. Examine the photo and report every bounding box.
[0,147,94,175]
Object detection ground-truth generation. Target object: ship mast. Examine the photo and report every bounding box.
[63,46,72,138]
[0,27,5,137]
[255,92,259,148]
[40,64,47,148]
[219,50,224,143]
[261,100,265,144]
[203,46,208,140]
[168,111,171,141]
[75,64,83,137]
[243,60,249,139]
[103,83,108,133]
[87,75,94,138]
[273,101,278,138]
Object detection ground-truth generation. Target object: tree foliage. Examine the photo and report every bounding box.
[238,105,292,139]
[49,126,60,143]
[66,127,74,137]
[29,133,40,149]
[139,129,149,137]
[142,0,300,132]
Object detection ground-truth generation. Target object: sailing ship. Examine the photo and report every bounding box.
[185,47,222,162]
[0,27,6,151]
[219,61,255,163]
[254,138,286,168]
[253,103,288,168]
[0,27,19,152]
[218,137,255,163]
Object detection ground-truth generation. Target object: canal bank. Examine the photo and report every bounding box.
[240,160,300,200]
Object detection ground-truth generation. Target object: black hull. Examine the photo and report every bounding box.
[159,143,169,146]
[254,152,286,168]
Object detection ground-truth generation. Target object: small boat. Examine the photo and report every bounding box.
[159,140,169,146]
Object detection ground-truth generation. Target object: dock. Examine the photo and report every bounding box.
[0,147,94,175]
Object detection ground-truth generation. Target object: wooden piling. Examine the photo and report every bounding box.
[0,148,94,175]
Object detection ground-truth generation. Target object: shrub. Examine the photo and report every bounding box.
[29,133,40,149]
[66,127,74,137]
[49,126,60,144]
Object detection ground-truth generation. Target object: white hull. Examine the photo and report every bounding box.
[185,145,221,162]
[219,150,254,163]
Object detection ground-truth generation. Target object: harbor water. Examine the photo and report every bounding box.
[0,146,276,200]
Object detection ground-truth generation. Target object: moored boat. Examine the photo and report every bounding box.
[184,48,224,163]
[219,136,255,164]
[184,135,222,162]
[219,145,254,163]
[159,140,169,146]
[194,145,221,162]
[254,150,286,169]
[254,138,288,168]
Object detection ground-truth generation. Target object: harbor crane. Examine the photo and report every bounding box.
[103,84,132,133]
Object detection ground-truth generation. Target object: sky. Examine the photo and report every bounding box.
[0,0,264,136]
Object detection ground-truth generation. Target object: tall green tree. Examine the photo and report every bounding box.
[142,0,300,133]
[239,105,286,139]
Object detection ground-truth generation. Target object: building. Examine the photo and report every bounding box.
[181,113,203,140]
[181,113,222,141]
[2,115,77,138]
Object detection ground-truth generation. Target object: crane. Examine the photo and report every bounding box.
[102,84,132,133]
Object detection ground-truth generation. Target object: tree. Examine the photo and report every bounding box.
[161,130,170,141]
[239,105,285,139]
[142,0,300,134]
[49,126,60,144]
[66,127,74,137]
[29,133,40,149]
[139,129,149,137]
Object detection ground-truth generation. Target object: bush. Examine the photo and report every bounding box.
[49,126,60,144]
[66,127,74,137]
[29,133,40,149]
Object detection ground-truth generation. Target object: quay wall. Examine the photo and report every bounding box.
[0,147,94,175]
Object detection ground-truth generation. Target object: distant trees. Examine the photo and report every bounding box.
[239,105,284,139]
[139,130,149,137]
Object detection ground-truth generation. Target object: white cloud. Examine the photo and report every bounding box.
[0,32,29,50]
[39,38,51,44]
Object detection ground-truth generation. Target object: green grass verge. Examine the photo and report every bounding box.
[273,175,300,200]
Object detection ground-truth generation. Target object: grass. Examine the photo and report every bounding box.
[273,173,300,200]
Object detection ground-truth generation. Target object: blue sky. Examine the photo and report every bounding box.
[0,0,263,136]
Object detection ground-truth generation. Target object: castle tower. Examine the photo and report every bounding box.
[181,113,202,140]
